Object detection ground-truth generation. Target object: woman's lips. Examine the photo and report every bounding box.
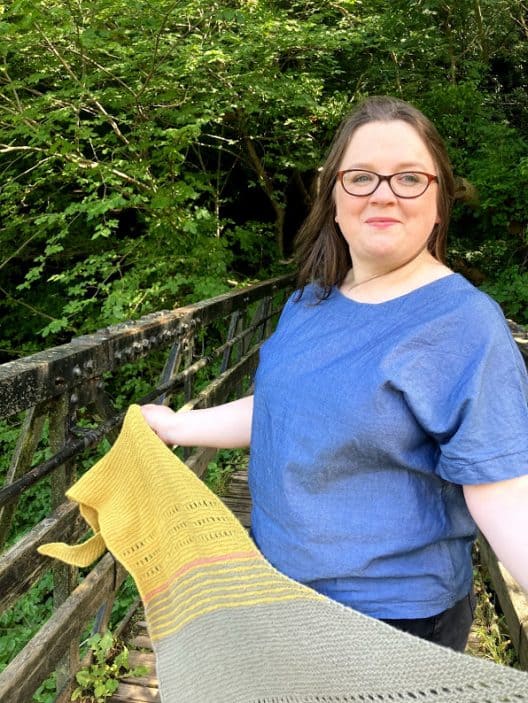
[365,217,400,228]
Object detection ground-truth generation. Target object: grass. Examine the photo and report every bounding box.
[465,544,519,667]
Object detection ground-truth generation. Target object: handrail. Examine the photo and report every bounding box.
[0,273,295,702]
[0,274,296,417]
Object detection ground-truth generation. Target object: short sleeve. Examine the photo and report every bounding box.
[400,298,528,485]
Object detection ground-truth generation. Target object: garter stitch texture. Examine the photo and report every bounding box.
[39,405,528,703]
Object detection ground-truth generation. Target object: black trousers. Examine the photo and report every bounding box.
[382,591,476,652]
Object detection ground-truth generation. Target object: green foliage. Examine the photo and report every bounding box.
[1,8,526,697]
[108,576,139,630]
[204,448,248,495]
[481,265,528,323]
[33,674,57,703]
[0,572,54,673]
[0,417,20,469]
[0,0,527,356]
[467,545,519,667]
[71,632,149,703]
[448,237,528,325]
[0,0,350,353]
[0,414,53,546]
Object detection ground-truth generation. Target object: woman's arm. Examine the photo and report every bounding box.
[463,474,528,593]
[140,395,253,449]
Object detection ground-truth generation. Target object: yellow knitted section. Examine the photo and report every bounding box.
[38,404,261,598]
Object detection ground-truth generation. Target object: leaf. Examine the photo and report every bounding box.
[113,647,129,669]
[94,682,108,698]
[76,670,93,687]
[104,678,119,694]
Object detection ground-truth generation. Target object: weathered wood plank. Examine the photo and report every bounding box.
[223,470,251,527]
[223,509,251,528]
[0,501,84,613]
[223,484,251,496]
[48,394,80,694]
[127,651,156,670]
[109,682,160,702]
[0,554,127,703]
[168,274,295,329]
[0,275,293,703]
[509,320,528,364]
[0,333,260,512]
[186,446,217,479]
[129,635,153,651]
[123,652,158,688]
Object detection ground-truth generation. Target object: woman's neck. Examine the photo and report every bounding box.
[340,250,453,304]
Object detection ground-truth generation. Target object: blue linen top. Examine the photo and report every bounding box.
[249,274,528,619]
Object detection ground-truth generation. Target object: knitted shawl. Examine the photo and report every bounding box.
[39,405,528,703]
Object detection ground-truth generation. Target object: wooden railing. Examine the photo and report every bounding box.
[488,323,528,670]
[0,275,527,702]
[0,273,295,703]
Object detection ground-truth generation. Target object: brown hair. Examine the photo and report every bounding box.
[294,96,455,298]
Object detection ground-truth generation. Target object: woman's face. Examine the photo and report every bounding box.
[334,120,440,272]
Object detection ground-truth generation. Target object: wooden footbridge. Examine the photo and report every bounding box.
[0,273,527,703]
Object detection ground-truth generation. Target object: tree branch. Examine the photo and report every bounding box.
[35,23,80,83]
[65,47,139,97]
[90,98,130,145]
[135,1,182,103]
[34,23,131,145]
[0,145,47,154]
[0,284,68,326]
[241,128,285,255]
[63,153,153,190]
[0,233,40,273]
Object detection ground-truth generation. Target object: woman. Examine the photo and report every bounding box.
[142,96,528,651]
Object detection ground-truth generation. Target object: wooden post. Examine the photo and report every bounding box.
[0,402,47,550]
[48,393,79,697]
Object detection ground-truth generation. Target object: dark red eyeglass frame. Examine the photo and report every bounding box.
[336,170,438,198]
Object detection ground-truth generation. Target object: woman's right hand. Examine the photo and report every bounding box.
[140,396,253,449]
[141,404,181,445]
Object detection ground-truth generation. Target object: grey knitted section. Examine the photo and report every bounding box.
[153,597,528,703]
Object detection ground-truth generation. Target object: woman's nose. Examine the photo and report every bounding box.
[369,178,396,202]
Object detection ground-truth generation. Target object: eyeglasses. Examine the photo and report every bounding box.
[336,169,438,199]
